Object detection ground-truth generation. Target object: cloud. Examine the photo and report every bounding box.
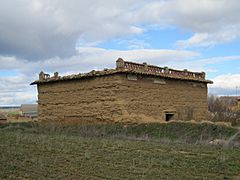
[135,0,240,48]
[0,56,24,70]
[1,0,240,60]
[0,0,145,60]
[116,39,151,50]
[1,47,239,105]
[1,47,198,73]
[0,0,240,105]
[176,33,211,49]
[0,75,37,106]
[0,91,37,106]
[209,74,240,96]
[0,47,198,105]
[164,55,240,73]
[175,31,240,49]
[210,74,240,89]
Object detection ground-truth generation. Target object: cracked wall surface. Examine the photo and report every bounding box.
[37,73,208,124]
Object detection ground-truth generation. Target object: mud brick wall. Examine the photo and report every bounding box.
[117,74,208,122]
[37,73,208,124]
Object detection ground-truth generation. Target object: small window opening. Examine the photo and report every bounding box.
[165,113,174,121]
[127,74,137,81]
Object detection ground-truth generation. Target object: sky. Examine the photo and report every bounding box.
[0,0,240,106]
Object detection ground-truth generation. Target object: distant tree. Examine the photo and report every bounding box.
[208,95,240,126]
[208,95,228,113]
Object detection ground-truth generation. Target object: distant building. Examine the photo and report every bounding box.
[31,58,212,124]
[20,104,38,118]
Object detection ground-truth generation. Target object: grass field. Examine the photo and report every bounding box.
[0,122,240,179]
[0,107,34,123]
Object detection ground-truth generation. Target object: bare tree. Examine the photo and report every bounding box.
[208,95,240,126]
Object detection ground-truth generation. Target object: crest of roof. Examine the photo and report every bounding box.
[30,58,213,85]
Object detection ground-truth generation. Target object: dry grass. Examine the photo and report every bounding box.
[0,108,35,123]
[7,117,36,123]
[0,122,240,179]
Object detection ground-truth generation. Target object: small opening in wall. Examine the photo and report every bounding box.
[127,74,137,81]
[165,113,174,121]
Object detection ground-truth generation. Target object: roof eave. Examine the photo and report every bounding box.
[30,70,213,85]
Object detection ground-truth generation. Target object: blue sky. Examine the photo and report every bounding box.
[0,0,240,105]
[96,27,240,78]
[96,27,192,50]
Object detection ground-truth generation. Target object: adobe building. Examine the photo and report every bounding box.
[31,58,213,124]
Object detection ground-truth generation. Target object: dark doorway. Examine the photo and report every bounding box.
[165,113,174,121]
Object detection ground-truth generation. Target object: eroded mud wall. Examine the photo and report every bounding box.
[116,74,208,122]
[37,75,125,124]
[37,74,208,124]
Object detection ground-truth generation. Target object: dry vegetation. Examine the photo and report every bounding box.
[208,95,240,126]
[0,108,35,123]
[0,96,240,178]
[0,122,240,179]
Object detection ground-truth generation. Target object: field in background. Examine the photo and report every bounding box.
[0,107,35,123]
[0,107,20,116]
[0,122,240,179]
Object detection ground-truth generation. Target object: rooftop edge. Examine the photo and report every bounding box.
[30,58,213,85]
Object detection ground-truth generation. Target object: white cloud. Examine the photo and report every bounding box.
[127,39,151,49]
[163,55,240,73]
[1,48,240,105]
[0,0,240,105]
[176,33,211,49]
[129,26,144,34]
[210,74,240,89]
[0,91,37,106]
[209,74,240,96]
[175,31,240,49]
[136,0,240,48]
[0,47,198,105]
[0,56,24,69]
[3,47,197,74]
[0,0,240,59]
[0,0,145,60]
[0,75,37,106]
[197,56,240,65]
